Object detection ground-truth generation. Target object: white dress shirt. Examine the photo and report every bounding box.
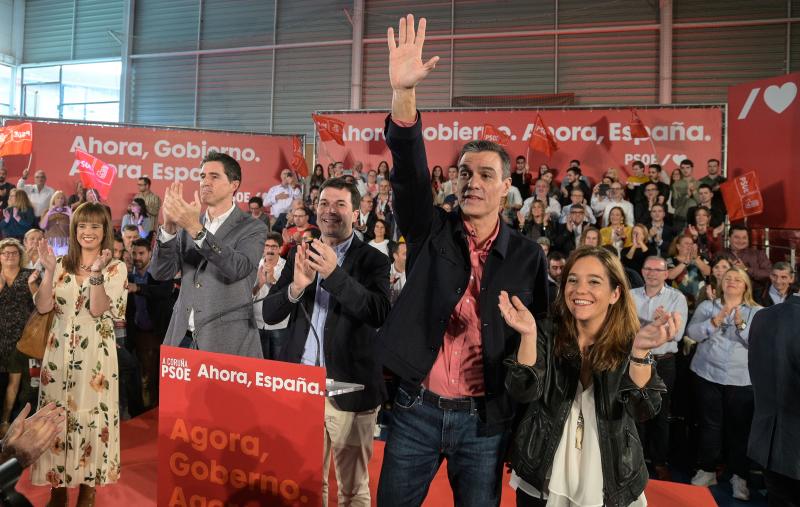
[631,285,689,355]
[16,180,55,217]
[253,257,289,330]
[158,202,237,331]
[263,184,301,218]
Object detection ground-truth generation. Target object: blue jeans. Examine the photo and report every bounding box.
[377,385,509,507]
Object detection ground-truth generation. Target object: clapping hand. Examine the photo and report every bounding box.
[163,182,202,233]
[37,242,56,273]
[2,209,9,222]
[1,402,65,468]
[306,239,338,278]
[633,311,681,352]
[289,242,316,298]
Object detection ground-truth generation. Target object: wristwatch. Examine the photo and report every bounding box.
[192,227,207,242]
[629,352,656,366]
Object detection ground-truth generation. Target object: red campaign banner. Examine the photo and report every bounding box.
[0,119,301,222]
[719,171,764,222]
[313,108,723,185]
[529,114,559,158]
[0,122,33,157]
[158,346,326,507]
[291,136,309,177]
[481,123,511,146]
[628,109,650,139]
[75,149,115,200]
[728,72,800,228]
[312,114,345,146]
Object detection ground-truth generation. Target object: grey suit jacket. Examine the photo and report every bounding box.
[150,205,268,358]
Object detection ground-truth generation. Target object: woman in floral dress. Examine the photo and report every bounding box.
[31,203,127,507]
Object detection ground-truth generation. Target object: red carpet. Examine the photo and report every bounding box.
[16,410,716,506]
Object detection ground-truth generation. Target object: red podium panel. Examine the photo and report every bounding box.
[158,346,326,507]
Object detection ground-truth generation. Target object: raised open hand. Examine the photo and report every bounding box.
[388,14,440,91]
[498,290,537,338]
[633,311,681,352]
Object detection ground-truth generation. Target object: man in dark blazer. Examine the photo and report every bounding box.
[262,177,390,507]
[150,151,268,358]
[376,15,548,507]
[748,294,800,506]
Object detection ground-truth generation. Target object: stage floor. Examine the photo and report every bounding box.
[16,409,717,506]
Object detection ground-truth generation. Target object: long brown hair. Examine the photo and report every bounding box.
[62,203,114,274]
[553,246,640,371]
[10,189,33,212]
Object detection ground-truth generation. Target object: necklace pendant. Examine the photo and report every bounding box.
[575,411,584,450]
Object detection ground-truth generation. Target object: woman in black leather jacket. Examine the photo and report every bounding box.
[497,247,681,507]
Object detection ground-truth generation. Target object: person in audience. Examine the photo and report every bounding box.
[748,291,800,507]
[16,168,55,220]
[511,155,532,201]
[120,197,152,239]
[669,159,697,230]
[120,225,140,255]
[264,168,302,219]
[376,17,549,506]
[367,219,392,257]
[540,168,560,199]
[506,246,678,507]
[0,239,36,438]
[603,166,620,183]
[622,224,656,274]
[579,226,601,248]
[353,194,377,242]
[66,180,85,209]
[667,233,710,311]
[698,158,726,194]
[364,169,380,198]
[635,164,670,204]
[309,163,327,189]
[726,225,772,291]
[440,165,459,199]
[755,261,795,307]
[376,160,391,182]
[84,188,112,218]
[686,184,725,228]
[430,165,445,204]
[559,166,591,206]
[1,189,36,240]
[546,250,566,306]
[247,195,272,229]
[126,238,172,409]
[559,187,595,225]
[519,199,556,243]
[0,166,15,210]
[647,204,675,257]
[633,182,663,224]
[685,206,723,259]
[252,233,289,360]
[536,237,551,256]
[135,177,161,223]
[625,160,649,196]
[697,253,736,306]
[521,178,561,221]
[373,179,396,237]
[632,256,688,481]
[554,206,590,255]
[330,161,345,179]
[306,185,321,213]
[23,228,44,269]
[40,191,72,256]
[280,206,318,257]
[600,206,632,252]
[262,177,390,507]
[388,240,407,305]
[31,202,128,506]
[503,183,524,226]
[599,182,634,227]
[687,267,762,501]
[271,197,307,234]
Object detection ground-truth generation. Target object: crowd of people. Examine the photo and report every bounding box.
[0,13,797,507]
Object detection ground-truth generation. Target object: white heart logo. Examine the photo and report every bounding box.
[763,82,797,114]
[672,154,688,166]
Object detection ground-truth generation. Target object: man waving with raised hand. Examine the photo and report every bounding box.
[377,14,549,507]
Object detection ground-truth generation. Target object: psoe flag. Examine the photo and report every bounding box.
[0,123,33,157]
[312,114,346,146]
[719,171,764,222]
[481,124,511,146]
[75,149,116,200]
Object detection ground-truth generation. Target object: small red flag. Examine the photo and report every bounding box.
[719,171,764,222]
[481,124,511,146]
[528,114,558,158]
[629,108,649,139]
[290,136,309,177]
[0,123,33,157]
[312,114,345,146]
[74,150,115,200]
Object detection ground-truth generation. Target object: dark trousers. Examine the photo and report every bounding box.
[637,354,676,466]
[131,329,162,408]
[765,470,800,507]
[117,343,143,419]
[259,327,289,360]
[515,489,547,507]
[695,375,754,477]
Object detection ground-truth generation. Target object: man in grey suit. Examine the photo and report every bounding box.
[150,151,268,358]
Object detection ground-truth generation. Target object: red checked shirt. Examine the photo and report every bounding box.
[423,219,499,398]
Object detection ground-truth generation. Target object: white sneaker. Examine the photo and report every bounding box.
[730,474,750,501]
[691,470,718,486]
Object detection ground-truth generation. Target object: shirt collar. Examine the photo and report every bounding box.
[204,202,236,227]
[769,284,787,301]
[332,232,354,261]
[463,217,500,256]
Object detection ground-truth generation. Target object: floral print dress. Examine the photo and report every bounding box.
[31,258,127,488]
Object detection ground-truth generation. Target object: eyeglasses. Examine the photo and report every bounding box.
[0,251,20,257]
[642,267,667,272]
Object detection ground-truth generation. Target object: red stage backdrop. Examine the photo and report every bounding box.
[158,346,326,507]
[728,72,800,228]
[313,108,723,183]
[0,119,299,221]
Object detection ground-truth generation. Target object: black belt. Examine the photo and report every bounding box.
[401,382,480,412]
